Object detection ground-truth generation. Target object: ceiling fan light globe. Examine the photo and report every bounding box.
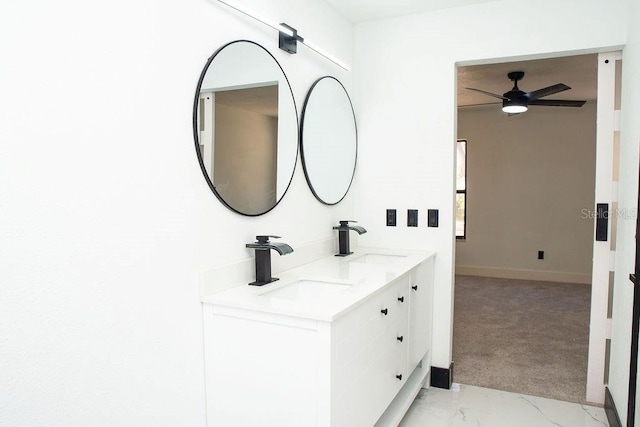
[502,104,528,114]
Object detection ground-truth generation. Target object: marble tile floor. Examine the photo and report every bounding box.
[399,383,609,427]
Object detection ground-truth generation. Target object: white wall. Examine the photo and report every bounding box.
[456,103,596,284]
[353,0,626,370]
[609,0,640,423]
[0,0,352,425]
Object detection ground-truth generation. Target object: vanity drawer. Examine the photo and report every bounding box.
[376,314,410,410]
[333,345,398,427]
[334,311,408,381]
[333,315,409,427]
[333,274,411,346]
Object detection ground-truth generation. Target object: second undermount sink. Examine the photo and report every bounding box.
[349,253,407,265]
[261,279,352,301]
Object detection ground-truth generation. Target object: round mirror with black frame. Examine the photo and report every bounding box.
[192,40,298,216]
[300,76,357,205]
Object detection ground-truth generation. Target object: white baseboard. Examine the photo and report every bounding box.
[455,265,591,284]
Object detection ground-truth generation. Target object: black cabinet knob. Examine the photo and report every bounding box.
[412,285,418,291]
[397,336,404,342]
[381,308,388,315]
[397,296,404,303]
[396,374,403,381]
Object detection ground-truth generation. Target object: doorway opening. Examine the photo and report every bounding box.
[452,53,600,404]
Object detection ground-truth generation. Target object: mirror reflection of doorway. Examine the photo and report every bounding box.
[198,84,279,215]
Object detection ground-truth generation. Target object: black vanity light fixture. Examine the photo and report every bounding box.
[277,23,302,54]
[217,0,350,71]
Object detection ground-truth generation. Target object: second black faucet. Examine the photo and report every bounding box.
[333,220,367,256]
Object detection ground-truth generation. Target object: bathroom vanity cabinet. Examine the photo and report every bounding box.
[202,250,435,427]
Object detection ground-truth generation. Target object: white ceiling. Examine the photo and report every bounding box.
[318,1,598,112]
[322,0,502,24]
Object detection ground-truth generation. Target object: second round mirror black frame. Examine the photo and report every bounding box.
[300,76,358,205]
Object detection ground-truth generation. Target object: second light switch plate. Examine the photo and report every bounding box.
[408,209,418,227]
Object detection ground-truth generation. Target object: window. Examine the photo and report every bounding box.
[456,140,467,239]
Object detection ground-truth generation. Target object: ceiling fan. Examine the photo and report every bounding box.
[465,71,587,113]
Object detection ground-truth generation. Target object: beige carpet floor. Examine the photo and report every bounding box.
[452,275,592,405]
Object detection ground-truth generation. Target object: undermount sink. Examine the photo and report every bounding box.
[349,253,406,265]
[261,279,352,301]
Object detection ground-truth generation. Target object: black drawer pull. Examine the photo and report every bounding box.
[412,285,418,291]
[396,374,403,381]
[397,336,404,342]
[397,296,404,303]
[381,308,388,316]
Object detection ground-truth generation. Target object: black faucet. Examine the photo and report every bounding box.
[246,235,294,286]
[333,220,367,256]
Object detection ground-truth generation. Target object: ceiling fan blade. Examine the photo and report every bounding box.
[465,87,509,100]
[528,99,586,107]
[527,83,571,100]
[458,101,502,108]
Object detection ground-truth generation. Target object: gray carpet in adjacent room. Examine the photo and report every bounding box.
[452,275,592,405]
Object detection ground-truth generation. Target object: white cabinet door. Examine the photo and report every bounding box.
[204,308,324,427]
[408,258,434,369]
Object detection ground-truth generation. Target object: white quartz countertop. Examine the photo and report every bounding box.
[201,247,436,322]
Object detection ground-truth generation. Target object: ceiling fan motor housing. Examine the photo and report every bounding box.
[502,90,529,108]
[503,71,528,109]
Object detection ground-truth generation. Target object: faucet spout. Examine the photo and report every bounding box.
[349,225,367,234]
[333,220,367,235]
[246,235,294,285]
[269,242,294,255]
